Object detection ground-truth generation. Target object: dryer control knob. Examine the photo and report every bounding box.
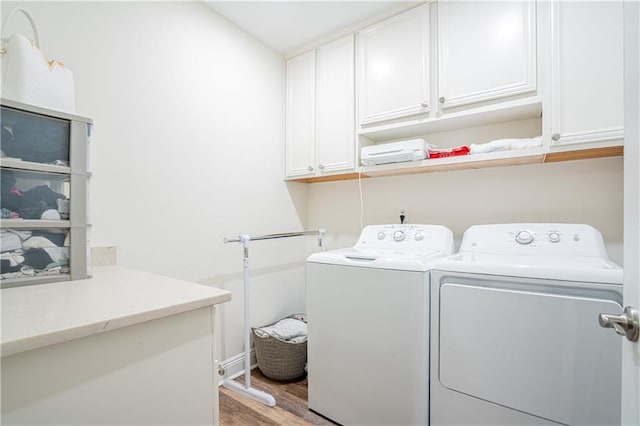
[548,232,561,243]
[393,230,406,242]
[377,231,386,240]
[414,231,424,241]
[515,230,534,245]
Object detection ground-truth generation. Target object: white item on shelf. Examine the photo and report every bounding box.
[1,8,76,114]
[469,136,542,154]
[361,138,427,166]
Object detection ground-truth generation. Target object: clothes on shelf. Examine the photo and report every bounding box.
[1,169,68,219]
[0,229,70,280]
[424,136,543,160]
[469,136,542,154]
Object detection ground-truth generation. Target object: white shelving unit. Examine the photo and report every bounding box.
[1,98,92,288]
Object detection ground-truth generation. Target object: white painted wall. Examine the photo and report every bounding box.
[1,1,310,362]
[1,1,624,372]
[307,156,624,265]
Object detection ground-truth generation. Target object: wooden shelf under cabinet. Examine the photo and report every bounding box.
[543,146,623,163]
[287,145,624,183]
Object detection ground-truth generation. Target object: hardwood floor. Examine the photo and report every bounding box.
[219,369,337,425]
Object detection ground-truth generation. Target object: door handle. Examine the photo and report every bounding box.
[599,306,639,342]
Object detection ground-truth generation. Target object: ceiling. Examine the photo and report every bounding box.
[204,1,416,54]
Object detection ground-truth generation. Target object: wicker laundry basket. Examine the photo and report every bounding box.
[252,315,307,381]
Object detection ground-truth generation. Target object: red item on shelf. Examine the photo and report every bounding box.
[427,145,470,158]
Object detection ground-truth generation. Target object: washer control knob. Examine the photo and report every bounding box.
[414,231,424,241]
[377,231,386,240]
[548,232,561,243]
[515,230,534,245]
[393,230,406,242]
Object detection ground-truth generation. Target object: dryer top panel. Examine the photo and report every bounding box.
[435,223,622,284]
[435,252,623,284]
[458,223,610,257]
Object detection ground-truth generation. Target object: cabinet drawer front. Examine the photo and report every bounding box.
[1,228,71,287]
[437,0,536,109]
[1,106,71,167]
[1,169,70,221]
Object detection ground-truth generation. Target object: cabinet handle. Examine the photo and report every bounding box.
[551,133,561,141]
[318,164,325,170]
[421,101,429,108]
[439,96,446,104]
[308,166,314,172]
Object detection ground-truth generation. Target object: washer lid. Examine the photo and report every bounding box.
[435,252,623,284]
[307,247,448,272]
[307,224,455,271]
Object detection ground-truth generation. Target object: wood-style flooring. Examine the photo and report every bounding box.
[219,369,338,426]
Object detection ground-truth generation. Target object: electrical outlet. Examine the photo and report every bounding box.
[400,209,407,224]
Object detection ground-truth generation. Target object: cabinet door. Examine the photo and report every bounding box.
[358,4,430,126]
[316,35,355,174]
[550,1,623,147]
[437,0,536,110]
[285,50,316,178]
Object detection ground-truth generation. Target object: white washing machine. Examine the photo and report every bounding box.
[306,224,454,426]
[430,223,623,426]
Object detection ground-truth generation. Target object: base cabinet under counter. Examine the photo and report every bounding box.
[0,266,232,425]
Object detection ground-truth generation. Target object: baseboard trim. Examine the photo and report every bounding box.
[217,350,258,386]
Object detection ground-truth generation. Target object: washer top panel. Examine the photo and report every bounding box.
[307,224,454,272]
[354,224,454,253]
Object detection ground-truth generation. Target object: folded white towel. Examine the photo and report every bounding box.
[1,230,22,253]
[470,136,542,154]
[255,318,308,341]
[23,236,57,250]
[43,247,69,263]
[288,335,308,344]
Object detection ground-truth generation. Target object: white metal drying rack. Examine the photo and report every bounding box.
[222,229,326,407]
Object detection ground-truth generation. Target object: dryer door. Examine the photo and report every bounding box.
[438,282,622,425]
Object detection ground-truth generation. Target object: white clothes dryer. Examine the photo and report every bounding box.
[306,224,454,426]
[430,223,623,426]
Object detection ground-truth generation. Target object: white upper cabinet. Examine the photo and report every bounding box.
[316,35,355,174]
[549,0,623,149]
[285,35,355,179]
[285,50,316,178]
[437,0,536,111]
[358,4,430,126]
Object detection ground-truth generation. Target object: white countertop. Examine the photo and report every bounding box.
[1,266,232,357]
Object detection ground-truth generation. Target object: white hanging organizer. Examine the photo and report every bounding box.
[222,229,326,407]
